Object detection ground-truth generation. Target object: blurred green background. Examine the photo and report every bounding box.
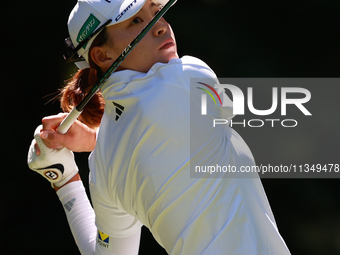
[2,0,340,254]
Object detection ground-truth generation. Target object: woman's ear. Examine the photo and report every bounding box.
[90,46,114,69]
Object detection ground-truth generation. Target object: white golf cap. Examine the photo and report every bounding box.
[68,0,171,65]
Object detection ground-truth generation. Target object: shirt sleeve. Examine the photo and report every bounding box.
[89,177,143,238]
[57,180,141,255]
[181,56,234,120]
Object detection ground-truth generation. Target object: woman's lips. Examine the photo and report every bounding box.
[160,38,175,50]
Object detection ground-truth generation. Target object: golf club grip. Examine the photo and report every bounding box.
[57,108,82,134]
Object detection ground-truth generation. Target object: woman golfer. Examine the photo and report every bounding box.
[28,0,291,254]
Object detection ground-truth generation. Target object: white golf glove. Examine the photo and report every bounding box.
[27,125,79,188]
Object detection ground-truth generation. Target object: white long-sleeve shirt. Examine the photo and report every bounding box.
[58,56,290,255]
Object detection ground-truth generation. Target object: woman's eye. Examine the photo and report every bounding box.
[155,5,163,16]
[132,17,142,24]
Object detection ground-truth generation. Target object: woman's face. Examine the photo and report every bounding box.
[96,0,178,73]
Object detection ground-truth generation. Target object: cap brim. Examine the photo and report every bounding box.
[107,0,173,26]
[108,0,147,26]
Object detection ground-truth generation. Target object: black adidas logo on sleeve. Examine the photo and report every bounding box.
[112,101,125,121]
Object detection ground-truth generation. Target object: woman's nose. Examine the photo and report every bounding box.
[153,18,167,36]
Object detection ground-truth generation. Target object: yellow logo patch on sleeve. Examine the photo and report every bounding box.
[97,230,112,250]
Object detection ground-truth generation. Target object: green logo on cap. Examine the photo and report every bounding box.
[77,14,101,49]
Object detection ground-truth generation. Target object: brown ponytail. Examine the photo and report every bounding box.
[60,28,110,129]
